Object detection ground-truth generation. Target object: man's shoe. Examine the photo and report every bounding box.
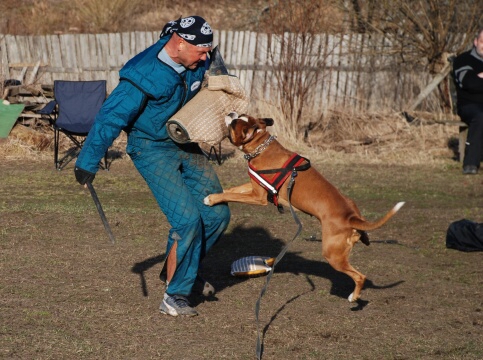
[160,293,198,317]
[193,275,216,297]
[463,165,478,175]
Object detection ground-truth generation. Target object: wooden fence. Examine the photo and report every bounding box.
[1,30,438,113]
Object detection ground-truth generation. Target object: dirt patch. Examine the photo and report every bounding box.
[1,145,482,359]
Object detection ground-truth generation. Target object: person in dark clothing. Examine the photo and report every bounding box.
[453,27,483,175]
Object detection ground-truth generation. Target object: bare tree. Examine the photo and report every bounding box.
[342,0,483,111]
[258,0,343,138]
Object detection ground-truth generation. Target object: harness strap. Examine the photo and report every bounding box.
[255,169,303,360]
[248,154,310,210]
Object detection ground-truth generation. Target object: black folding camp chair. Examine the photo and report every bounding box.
[38,80,108,170]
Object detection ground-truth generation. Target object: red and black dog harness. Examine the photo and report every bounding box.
[248,153,311,213]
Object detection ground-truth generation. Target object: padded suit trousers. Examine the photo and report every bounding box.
[126,137,230,296]
[458,103,483,168]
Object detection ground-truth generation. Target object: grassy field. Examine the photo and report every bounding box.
[1,144,482,359]
[2,0,482,357]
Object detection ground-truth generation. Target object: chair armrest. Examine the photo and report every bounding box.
[37,100,57,115]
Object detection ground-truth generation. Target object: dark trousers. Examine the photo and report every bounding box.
[458,103,483,168]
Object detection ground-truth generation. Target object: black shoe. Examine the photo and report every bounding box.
[463,165,478,175]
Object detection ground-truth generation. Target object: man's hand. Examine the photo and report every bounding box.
[74,166,96,185]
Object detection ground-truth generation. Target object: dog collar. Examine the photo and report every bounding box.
[243,135,277,160]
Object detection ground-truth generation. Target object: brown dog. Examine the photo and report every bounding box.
[204,114,404,302]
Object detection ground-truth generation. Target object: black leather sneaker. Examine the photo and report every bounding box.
[463,165,478,175]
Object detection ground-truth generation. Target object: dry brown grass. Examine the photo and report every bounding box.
[243,100,460,166]
[0,0,274,35]
[1,109,460,168]
[303,110,458,164]
[0,126,128,162]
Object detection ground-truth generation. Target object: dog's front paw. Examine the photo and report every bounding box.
[204,195,213,206]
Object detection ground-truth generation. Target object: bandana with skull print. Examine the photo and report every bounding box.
[161,16,213,48]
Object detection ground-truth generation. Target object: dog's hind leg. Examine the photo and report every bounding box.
[341,264,366,302]
[322,231,366,302]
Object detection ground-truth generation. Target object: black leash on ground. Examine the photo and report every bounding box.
[255,166,306,360]
[87,182,116,244]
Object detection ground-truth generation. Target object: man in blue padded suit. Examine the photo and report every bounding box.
[74,16,230,317]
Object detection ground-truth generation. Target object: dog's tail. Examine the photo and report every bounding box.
[349,202,405,231]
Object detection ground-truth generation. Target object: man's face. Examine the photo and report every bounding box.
[178,40,211,69]
[473,31,483,57]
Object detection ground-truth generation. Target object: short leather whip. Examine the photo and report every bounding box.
[86,182,116,244]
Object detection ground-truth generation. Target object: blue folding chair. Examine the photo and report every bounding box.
[38,80,107,170]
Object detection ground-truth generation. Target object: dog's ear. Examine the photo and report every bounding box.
[225,112,239,126]
[260,118,274,127]
[226,112,238,120]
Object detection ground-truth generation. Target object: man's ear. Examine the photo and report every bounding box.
[261,118,274,126]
